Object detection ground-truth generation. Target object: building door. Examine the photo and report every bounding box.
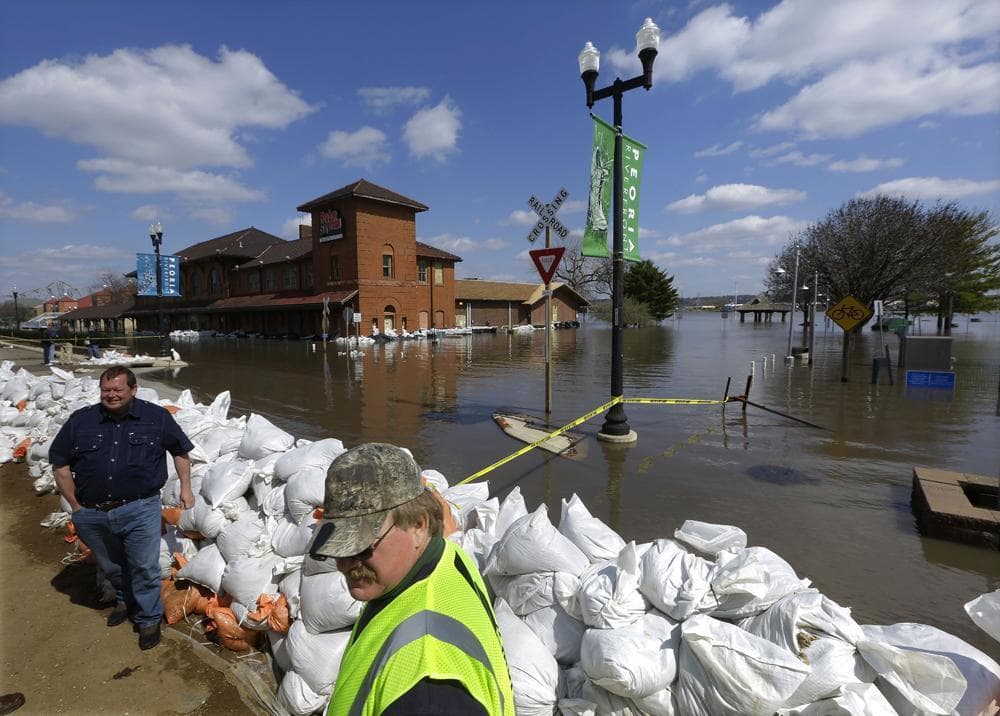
[419,311,429,329]
[383,305,396,333]
[434,310,445,328]
[455,313,466,328]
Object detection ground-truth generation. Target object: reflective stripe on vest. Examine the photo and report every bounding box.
[346,609,505,716]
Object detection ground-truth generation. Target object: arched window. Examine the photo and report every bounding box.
[383,304,396,332]
[190,270,203,297]
[382,244,394,279]
[209,268,222,296]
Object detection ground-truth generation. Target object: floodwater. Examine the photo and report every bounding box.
[142,311,1000,658]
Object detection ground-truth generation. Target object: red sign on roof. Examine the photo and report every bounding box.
[529,247,565,285]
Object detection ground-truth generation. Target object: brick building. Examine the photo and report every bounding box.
[455,279,589,327]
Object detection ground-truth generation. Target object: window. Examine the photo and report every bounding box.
[248,272,260,292]
[190,270,203,297]
[283,265,298,289]
[209,269,222,296]
[304,265,313,288]
[434,262,444,285]
[382,243,394,279]
[330,255,340,280]
[417,260,428,283]
[264,269,276,290]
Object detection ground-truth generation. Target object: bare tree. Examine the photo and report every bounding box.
[88,270,134,304]
[553,237,613,299]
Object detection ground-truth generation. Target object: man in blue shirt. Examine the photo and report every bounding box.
[50,366,195,650]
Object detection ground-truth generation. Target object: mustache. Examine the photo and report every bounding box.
[345,563,376,582]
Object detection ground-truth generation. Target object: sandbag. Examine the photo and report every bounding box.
[485,504,589,577]
[270,514,318,558]
[522,601,586,666]
[277,669,328,716]
[273,438,343,481]
[285,619,351,696]
[495,599,560,716]
[559,493,626,564]
[221,553,281,609]
[238,413,295,460]
[176,543,227,594]
[193,425,246,462]
[966,590,1000,644]
[577,542,648,629]
[200,458,254,507]
[489,571,559,616]
[674,614,810,715]
[581,609,680,699]
[204,605,262,651]
[284,465,326,523]
[216,513,270,562]
[639,538,715,621]
[298,569,361,634]
[674,520,747,556]
[777,682,896,715]
[784,636,876,708]
[742,589,864,653]
[707,546,810,619]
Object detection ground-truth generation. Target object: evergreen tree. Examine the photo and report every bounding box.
[623,260,678,322]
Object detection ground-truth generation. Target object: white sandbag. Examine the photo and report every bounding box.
[299,570,362,634]
[268,629,292,672]
[523,601,586,666]
[280,569,303,619]
[490,571,559,616]
[136,386,159,403]
[193,425,246,461]
[639,538,715,621]
[161,467,205,507]
[176,543,227,594]
[271,514,318,558]
[286,619,351,696]
[495,486,529,536]
[675,614,810,715]
[631,687,677,716]
[966,590,1000,644]
[253,451,283,478]
[485,504,589,577]
[1,378,29,405]
[207,390,231,420]
[784,636,876,708]
[443,482,491,525]
[278,668,330,716]
[707,546,811,619]
[216,513,271,562]
[284,465,327,523]
[464,495,500,533]
[778,682,897,715]
[178,494,247,539]
[579,680,646,716]
[238,413,294,460]
[420,468,449,491]
[743,589,864,652]
[159,525,198,579]
[221,553,281,609]
[559,494,626,564]
[262,482,288,517]
[674,520,747,556]
[861,622,997,716]
[200,458,255,507]
[458,527,496,573]
[577,542,648,629]
[273,438,344,481]
[495,599,560,716]
[581,609,680,699]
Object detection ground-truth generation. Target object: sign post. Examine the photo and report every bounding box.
[826,295,873,382]
[526,189,570,415]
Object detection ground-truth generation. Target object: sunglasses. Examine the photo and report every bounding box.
[348,522,395,561]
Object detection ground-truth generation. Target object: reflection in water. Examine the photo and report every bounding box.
[148,315,1000,658]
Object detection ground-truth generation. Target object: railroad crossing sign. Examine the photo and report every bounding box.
[826,295,872,332]
[527,187,570,242]
[529,247,565,285]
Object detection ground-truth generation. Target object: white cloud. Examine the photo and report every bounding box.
[189,206,232,226]
[403,98,462,160]
[827,155,905,172]
[0,191,73,222]
[771,150,832,167]
[658,5,749,82]
[695,141,744,157]
[358,86,431,113]
[424,233,475,252]
[0,45,313,171]
[281,214,311,240]
[318,126,390,170]
[130,204,168,222]
[658,215,809,254]
[749,141,795,158]
[483,238,509,250]
[502,209,537,227]
[0,244,127,284]
[561,199,587,214]
[77,159,265,203]
[604,47,643,77]
[666,183,806,213]
[857,176,1000,200]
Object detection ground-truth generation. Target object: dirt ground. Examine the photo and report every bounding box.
[0,344,272,715]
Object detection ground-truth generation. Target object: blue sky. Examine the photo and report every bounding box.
[1,1,998,304]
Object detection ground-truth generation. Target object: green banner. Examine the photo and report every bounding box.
[583,115,614,258]
[582,115,646,262]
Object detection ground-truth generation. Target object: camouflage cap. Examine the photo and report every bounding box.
[308,443,423,559]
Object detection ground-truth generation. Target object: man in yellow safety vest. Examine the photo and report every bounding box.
[309,443,514,716]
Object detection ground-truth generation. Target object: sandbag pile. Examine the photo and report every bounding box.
[2,359,999,715]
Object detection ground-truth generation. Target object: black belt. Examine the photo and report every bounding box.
[81,494,154,511]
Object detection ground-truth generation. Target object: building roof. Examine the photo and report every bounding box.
[235,236,313,269]
[296,179,428,213]
[177,227,286,263]
[56,298,136,321]
[207,290,358,312]
[415,241,462,262]
[455,279,590,306]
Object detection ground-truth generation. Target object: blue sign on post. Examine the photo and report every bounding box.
[136,253,182,297]
[905,370,956,389]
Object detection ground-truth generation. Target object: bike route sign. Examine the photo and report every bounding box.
[826,295,872,332]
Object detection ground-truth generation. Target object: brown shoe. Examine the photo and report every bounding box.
[138,623,161,650]
[0,692,25,715]
[107,602,128,627]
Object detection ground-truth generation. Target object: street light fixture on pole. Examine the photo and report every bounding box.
[777,245,801,364]
[11,285,18,336]
[148,221,169,357]
[579,17,660,444]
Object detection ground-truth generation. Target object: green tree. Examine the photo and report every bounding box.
[587,296,655,327]
[623,260,678,321]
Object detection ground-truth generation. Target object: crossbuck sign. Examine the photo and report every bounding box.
[527,187,570,242]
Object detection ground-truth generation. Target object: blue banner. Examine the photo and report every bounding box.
[136,253,182,297]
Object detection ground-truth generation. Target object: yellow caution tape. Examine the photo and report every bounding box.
[458,396,621,485]
[622,397,724,405]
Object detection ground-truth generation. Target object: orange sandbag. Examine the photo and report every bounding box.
[161,506,182,526]
[162,580,199,625]
[313,507,324,520]
[163,404,180,414]
[16,399,28,412]
[64,521,79,544]
[204,606,262,652]
[429,488,458,536]
[266,594,290,634]
[12,437,31,460]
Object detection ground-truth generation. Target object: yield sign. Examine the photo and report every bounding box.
[529,247,565,285]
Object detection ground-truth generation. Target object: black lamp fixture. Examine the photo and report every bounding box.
[148,221,169,357]
[578,17,660,444]
[11,285,18,335]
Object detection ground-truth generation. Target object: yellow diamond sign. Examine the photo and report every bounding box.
[826,295,872,332]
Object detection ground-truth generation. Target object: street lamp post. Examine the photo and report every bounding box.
[11,286,18,336]
[148,221,169,357]
[784,245,800,364]
[579,17,660,443]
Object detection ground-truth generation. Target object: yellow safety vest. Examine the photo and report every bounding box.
[327,541,514,716]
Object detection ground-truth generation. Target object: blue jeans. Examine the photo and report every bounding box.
[88,343,100,358]
[45,343,56,363]
[72,495,163,627]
